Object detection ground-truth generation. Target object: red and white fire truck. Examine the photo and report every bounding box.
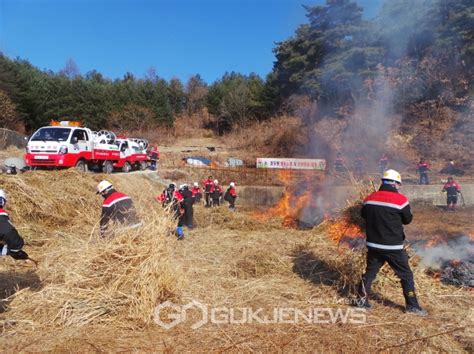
[113,135,149,172]
[24,121,149,173]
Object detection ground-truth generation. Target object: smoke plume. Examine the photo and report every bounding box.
[413,235,474,269]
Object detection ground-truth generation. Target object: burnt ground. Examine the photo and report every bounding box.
[406,205,474,242]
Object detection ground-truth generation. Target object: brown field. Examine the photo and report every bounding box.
[0,169,472,352]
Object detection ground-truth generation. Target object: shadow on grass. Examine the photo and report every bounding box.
[0,270,42,313]
[291,248,406,311]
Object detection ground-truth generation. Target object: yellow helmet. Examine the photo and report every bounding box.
[96,180,113,194]
[382,169,402,184]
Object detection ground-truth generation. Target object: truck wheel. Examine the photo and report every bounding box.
[75,160,88,173]
[139,161,147,171]
[102,161,114,174]
[122,162,131,173]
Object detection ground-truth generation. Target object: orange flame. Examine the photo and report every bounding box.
[327,219,364,244]
[252,170,315,228]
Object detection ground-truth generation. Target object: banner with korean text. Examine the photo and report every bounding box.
[256,158,326,170]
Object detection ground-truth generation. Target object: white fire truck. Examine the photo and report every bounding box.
[24,121,149,173]
[113,135,149,172]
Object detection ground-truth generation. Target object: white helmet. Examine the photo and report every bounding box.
[0,190,7,201]
[230,182,235,187]
[193,182,199,187]
[96,180,113,194]
[382,169,402,184]
[213,179,218,185]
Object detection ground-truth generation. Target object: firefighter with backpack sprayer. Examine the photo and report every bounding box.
[442,177,462,211]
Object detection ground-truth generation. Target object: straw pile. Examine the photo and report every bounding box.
[0,171,180,334]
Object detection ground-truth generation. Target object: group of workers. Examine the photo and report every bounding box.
[0,141,468,318]
[201,176,237,209]
[335,153,462,181]
[155,177,237,239]
[98,177,238,241]
[1,168,435,317]
[335,153,463,210]
[0,176,238,263]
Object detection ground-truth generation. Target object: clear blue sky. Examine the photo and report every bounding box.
[0,0,382,84]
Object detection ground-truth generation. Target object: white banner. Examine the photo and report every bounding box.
[256,158,326,171]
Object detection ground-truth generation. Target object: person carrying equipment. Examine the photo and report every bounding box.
[203,176,214,207]
[224,182,237,211]
[442,177,461,211]
[158,183,177,207]
[148,146,160,171]
[356,169,427,316]
[171,187,185,240]
[0,190,31,262]
[209,179,223,207]
[191,182,202,204]
[156,183,185,239]
[416,158,430,185]
[180,184,194,228]
[96,180,141,238]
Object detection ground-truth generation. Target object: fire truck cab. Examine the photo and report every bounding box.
[25,121,120,173]
[113,137,149,172]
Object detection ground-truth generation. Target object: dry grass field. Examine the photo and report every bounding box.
[0,170,472,352]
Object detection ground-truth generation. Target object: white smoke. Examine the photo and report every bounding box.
[414,235,474,269]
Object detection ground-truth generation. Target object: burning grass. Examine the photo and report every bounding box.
[0,171,472,351]
[0,171,180,334]
[252,170,327,228]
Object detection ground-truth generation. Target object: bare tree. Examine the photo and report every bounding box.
[144,66,159,83]
[185,75,208,116]
[59,58,80,79]
[221,82,251,127]
[0,90,20,130]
